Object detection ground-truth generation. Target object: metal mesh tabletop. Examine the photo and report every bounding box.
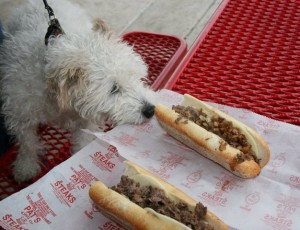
[166,0,300,126]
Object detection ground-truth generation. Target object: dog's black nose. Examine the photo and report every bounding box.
[142,104,155,119]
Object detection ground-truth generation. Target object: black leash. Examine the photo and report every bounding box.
[43,0,65,45]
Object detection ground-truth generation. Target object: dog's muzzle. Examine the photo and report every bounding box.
[142,104,155,119]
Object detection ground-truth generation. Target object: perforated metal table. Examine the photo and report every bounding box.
[166,0,300,126]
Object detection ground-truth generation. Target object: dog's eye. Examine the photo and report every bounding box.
[111,84,119,94]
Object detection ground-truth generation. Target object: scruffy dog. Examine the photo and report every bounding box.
[0,0,156,182]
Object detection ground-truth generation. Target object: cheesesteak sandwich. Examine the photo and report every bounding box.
[155,94,270,179]
[89,161,228,230]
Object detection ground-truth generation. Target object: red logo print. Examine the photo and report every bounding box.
[107,145,119,157]
[1,214,28,230]
[238,108,252,120]
[240,192,261,211]
[262,194,300,230]
[99,221,123,230]
[200,174,242,207]
[0,192,57,229]
[288,175,300,188]
[22,193,56,224]
[50,180,77,207]
[134,122,153,133]
[69,165,98,190]
[149,152,185,179]
[0,192,56,230]
[182,170,203,188]
[84,204,124,229]
[257,119,280,135]
[268,152,286,174]
[90,146,119,172]
[132,150,150,159]
[114,132,138,147]
[83,203,101,220]
[276,194,300,218]
[24,192,56,224]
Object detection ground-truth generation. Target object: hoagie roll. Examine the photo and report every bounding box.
[155,94,270,178]
[89,161,228,230]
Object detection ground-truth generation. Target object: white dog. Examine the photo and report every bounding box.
[0,0,157,182]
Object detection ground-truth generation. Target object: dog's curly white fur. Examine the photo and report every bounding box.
[0,0,157,182]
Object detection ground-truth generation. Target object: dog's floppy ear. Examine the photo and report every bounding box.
[92,18,112,37]
[47,67,87,111]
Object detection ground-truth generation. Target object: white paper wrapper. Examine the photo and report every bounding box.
[1,89,300,230]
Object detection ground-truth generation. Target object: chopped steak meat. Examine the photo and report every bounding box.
[111,176,213,230]
[172,105,259,164]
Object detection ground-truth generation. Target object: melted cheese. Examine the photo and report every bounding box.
[182,94,260,163]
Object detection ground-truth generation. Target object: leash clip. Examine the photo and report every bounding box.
[43,0,65,45]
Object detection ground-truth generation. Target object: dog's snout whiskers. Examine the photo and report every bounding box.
[142,104,155,119]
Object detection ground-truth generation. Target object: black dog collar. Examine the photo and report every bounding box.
[43,0,65,45]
